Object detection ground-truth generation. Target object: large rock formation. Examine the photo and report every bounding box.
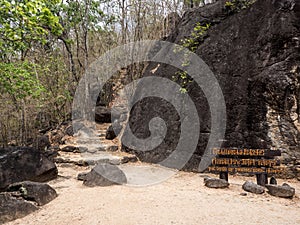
[0,147,58,191]
[122,0,300,177]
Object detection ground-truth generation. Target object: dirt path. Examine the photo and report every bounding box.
[6,164,300,225]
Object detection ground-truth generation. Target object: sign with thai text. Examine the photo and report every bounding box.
[208,148,282,174]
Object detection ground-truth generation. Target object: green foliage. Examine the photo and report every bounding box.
[181,23,211,52]
[0,0,63,59]
[0,61,46,100]
[173,23,211,93]
[225,0,255,14]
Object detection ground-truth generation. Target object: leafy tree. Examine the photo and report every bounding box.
[0,0,63,145]
[0,0,64,101]
[0,0,63,60]
[0,61,45,101]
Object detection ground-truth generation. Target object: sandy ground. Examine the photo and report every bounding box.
[6,164,300,225]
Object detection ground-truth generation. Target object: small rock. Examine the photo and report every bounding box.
[78,147,88,153]
[121,156,138,164]
[77,172,88,181]
[83,163,127,187]
[87,149,98,154]
[109,158,122,165]
[7,181,57,206]
[270,176,277,185]
[282,183,290,187]
[265,184,295,198]
[242,181,265,194]
[55,157,72,164]
[75,160,89,167]
[240,192,247,196]
[106,145,119,152]
[60,145,78,152]
[65,125,74,136]
[204,178,229,189]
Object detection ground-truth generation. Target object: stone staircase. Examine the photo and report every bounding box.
[54,67,135,168]
[54,122,138,167]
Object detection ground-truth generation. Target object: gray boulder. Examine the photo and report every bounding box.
[60,145,80,153]
[242,181,265,194]
[0,147,58,191]
[83,163,127,187]
[204,178,229,189]
[7,181,57,206]
[0,192,38,224]
[106,145,119,152]
[77,172,88,181]
[270,176,278,185]
[265,184,295,198]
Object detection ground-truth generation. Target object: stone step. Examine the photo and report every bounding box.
[97,129,107,132]
[55,151,137,167]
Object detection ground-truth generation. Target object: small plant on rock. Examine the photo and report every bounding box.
[225,0,256,15]
[173,23,211,93]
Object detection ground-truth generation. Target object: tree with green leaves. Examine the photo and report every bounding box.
[0,0,63,60]
[0,0,64,100]
[0,0,64,145]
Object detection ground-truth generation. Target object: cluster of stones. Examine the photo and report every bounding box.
[204,177,295,198]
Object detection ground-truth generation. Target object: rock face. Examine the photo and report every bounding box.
[204,178,229,188]
[83,163,127,187]
[265,183,295,198]
[242,181,265,194]
[122,0,300,176]
[0,192,38,224]
[0,147,58,191]
[7,181,57,206]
